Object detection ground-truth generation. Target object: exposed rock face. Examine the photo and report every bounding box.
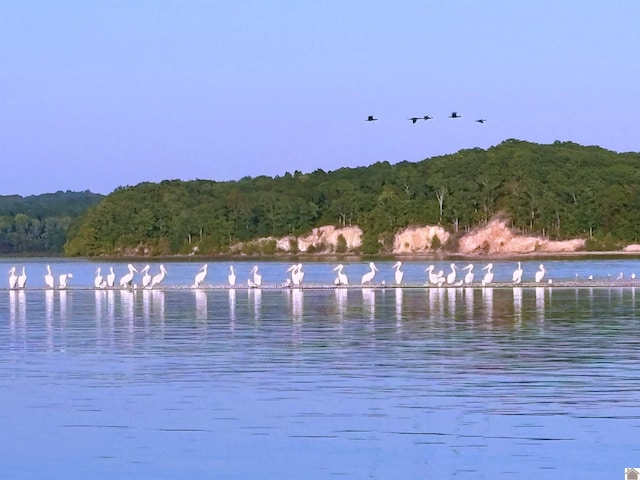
[457,219,585,255]
[392,226,450,253]
[276,226,363,252]
[266,220,588,256]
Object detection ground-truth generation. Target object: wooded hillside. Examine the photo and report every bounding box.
[64,140,640,256]
[0,191,104,255]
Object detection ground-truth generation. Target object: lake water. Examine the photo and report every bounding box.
[1,259,640,479]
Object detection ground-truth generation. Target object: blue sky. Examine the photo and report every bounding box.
[1,0,638,196]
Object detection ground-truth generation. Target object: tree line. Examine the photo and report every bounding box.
[0,191,103,255]
[62,139,640,257]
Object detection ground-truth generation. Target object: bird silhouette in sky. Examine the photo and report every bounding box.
[423,115,433,121]
[409,117,420,124]
[366,115,378,122]
[475,119,487,123]
[449,112,461,118]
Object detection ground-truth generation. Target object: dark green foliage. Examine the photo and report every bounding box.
[335,234,348,254]
[0,191,103,255]
[65,140,640,256]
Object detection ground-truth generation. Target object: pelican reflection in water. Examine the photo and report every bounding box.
[536,286,545,320]
[395,288,403,325]
[362,288,375,321]
[513,287,523,327]
[229,289,236,328]
[292,288,303,322]
[482,287,494,323]
[195,289,207,322]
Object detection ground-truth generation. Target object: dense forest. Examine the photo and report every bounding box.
[62,140,640,257]
[0,191,103,255]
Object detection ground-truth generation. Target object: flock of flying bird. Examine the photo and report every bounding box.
[6,261,551,290]
[366,112,487,124]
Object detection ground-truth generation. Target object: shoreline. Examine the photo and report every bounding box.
[4,250,640,263]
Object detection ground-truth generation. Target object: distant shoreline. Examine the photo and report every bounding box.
[4,250,640,262]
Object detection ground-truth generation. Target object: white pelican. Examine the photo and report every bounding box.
[333,264,348,285]
[287,264,304,286]
[58,273,73,289]
[150,264,167,288]
[193,264,208,288]
[481,263,494,286]
[141,265,152,288]
[45,265,55,289]
[392,261,404,285]
[512,261,523,284]
[294,263,304,285]
[17,267,27,289]
[361,262,378,284]
[286,264,297,285]
[425,265,439,285]
[119,264,138,288]
[446,263,457,285]
[228,265,236,286]
[94,268,106,289]
[534,264,545,283]
[106,267,116,287]
[462,264,474,284]
[8,266,18,289]
[248,265,262,288]
[435,270,446,287]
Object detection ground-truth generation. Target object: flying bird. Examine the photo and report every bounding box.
[366,115,378,122]
[409,117,420,124]
[475,119,487,124]
[423,115,433,121]
[449,112,461,118]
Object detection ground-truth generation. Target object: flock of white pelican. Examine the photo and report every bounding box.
[4,261,556,290]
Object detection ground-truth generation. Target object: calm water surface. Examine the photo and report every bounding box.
[1,259,640,479]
